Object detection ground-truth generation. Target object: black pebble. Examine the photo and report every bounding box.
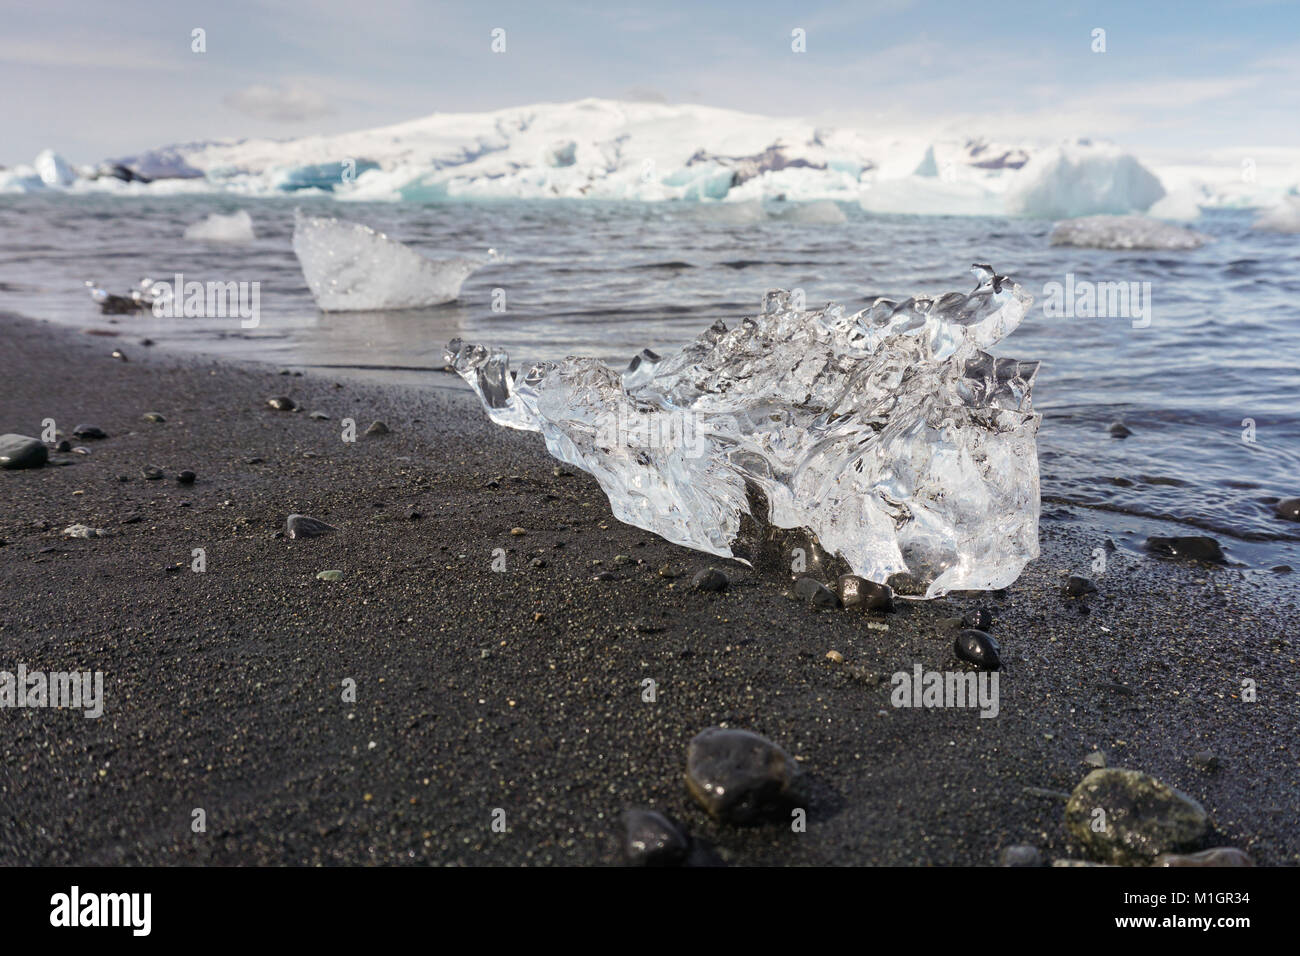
[1108,422,1133,438]
[691,568,729,592]
[954,628,1001,670]
[56,439,71,452]
[962,606,993,629]
[72,424,107,439]
[177,470,196,484]
[621,809,691,867]
[267,396,296,411]
[1276,498,1300,522]
[839,574,894,611]
[141,465,164,480]
[794,576,839,608]
[1143,535,1226,564]
[1064,575,1098,598]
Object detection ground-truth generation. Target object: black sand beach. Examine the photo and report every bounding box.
[1,311,1296,866]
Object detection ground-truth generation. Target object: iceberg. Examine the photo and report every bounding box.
[34,149,75,186]
[292,212,483,311]
[1006,145,1165,219]
[859,177,1002,217]
[446,264,1041,598]
[183,209,257,242]
[1049,215,1209,250]
[1252,195,1300,233]
[774,200,848,224]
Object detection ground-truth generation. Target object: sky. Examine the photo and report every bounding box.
[2,0,1298,166]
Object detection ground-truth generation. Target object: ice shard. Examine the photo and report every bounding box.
[447,265,1041,598]
[293,211,482,311]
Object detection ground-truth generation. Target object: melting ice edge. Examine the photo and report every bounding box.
[447,264,1040,599]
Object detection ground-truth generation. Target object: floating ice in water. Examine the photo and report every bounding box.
[1147,188,1206,221]
[292,212,483,311]
[34,149,75,187]
[774,200,848,224]
[1049,215,1209,250]
[1251,195,1300,233]
[859,177,1001,217]
[447,264,1041,598]
[690,200,767,224]
[183,209,257,242]
[1005,145,1165,219]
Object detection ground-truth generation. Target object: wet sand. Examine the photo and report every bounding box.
[0,310,1296,866]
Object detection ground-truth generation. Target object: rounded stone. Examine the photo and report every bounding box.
[0,434,48,470]
[999,845,1044,867]
[954,629,1001,670]
[691,568,729,592]
[1143,535,1226,564]
[1276,498,1300,522]
[685,727,802,825]
[1064,575,1098,598]
[794,576,839,608]
[838,574,894,611]
[71,424,107,439]
[1064,768,1210,865]
[1154,847,1253,867]
[267,396,296,411]
[621,809,690,866]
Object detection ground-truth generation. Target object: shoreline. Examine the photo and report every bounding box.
[1,310,1296,865]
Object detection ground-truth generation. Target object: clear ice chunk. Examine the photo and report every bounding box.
[293,211,482,311]
[446,265,1041,598]
[1049,214,1209,250]
[183,209,257,242]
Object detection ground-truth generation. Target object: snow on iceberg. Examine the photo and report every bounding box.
[447,264,1041,598]
[1005,144,1165,219]
[292,212,484,311]
[34,150,75,186]
[859,176,1001,217]
[1251,195,1300,233]
[1049,215,1209,250]
[183,209,257,242]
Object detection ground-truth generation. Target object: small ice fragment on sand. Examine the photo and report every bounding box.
[448,264,1041,598]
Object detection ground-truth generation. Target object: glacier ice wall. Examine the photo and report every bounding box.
[292,212,482,311]
[447,265,1041,598]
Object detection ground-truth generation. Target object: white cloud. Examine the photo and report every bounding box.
[222,83,337,122]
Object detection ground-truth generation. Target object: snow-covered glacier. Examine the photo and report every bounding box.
[9,99,1300,216]
[447,264,1041,598]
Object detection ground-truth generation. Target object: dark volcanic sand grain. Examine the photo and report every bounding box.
[0,312,1297,866]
